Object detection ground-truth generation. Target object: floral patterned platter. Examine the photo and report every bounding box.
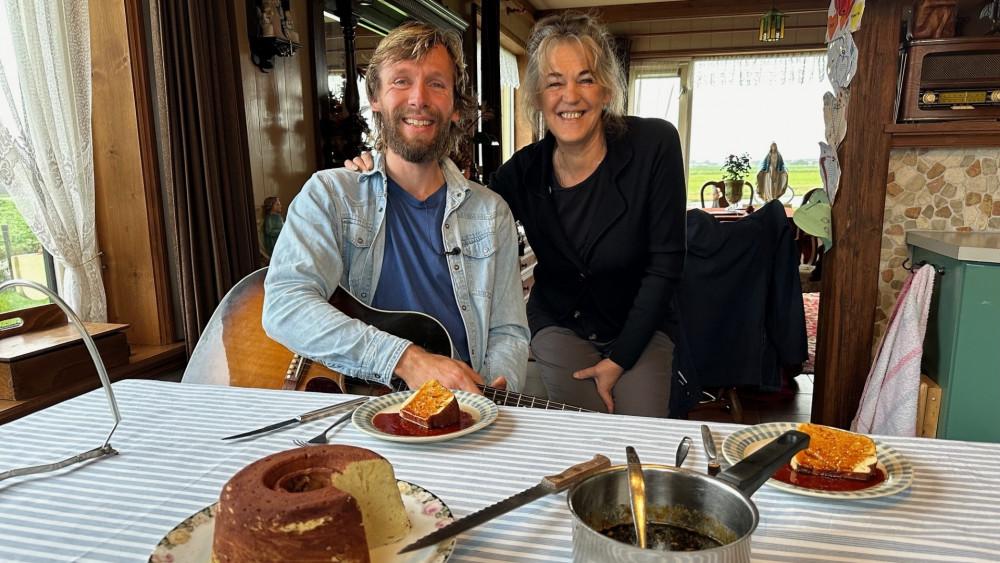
[149,480,455,563]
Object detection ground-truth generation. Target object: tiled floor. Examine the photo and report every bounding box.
[686,374,814,425]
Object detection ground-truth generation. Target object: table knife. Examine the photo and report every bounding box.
[397,454,611,554]
[701,424,721,476]
[221,397,368,440]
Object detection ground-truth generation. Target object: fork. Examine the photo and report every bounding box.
[293,409,357,447]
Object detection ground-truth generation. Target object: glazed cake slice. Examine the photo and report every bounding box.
[790,423,878,481]
[399,380,461,428]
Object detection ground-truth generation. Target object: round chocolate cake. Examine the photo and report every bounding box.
[212,445,411,562]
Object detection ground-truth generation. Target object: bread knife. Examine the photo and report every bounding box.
[397,454,611,554]
[221,397,368,440]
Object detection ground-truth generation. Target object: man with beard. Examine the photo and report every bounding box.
[262,23,529,395]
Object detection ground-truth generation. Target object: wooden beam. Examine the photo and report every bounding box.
[811,1,906,430]
[630,44,824,59]
[538,0,829,24]
[90,0,175,346]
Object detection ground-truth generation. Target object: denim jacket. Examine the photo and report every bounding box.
[262,153,529,391]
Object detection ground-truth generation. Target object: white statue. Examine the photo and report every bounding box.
[756,142,789,201]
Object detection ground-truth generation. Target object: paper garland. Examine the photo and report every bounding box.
[823,87,850,148]
[819,141,841,205]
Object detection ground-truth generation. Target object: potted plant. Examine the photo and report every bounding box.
[721,153,752,208]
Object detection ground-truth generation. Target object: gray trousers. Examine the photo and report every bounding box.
[530,326,673,418]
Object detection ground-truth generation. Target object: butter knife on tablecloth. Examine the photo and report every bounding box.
[221,397,369,440]
[398,454,611,554]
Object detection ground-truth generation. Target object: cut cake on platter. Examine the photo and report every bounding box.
[790,423,878,481]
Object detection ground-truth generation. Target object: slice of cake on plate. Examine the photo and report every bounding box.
[399,379,461,428]
[790,423,878,481]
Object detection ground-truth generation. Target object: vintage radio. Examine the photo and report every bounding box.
[898,36,1000,122]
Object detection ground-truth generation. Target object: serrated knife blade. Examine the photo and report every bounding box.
[397,454,611,554]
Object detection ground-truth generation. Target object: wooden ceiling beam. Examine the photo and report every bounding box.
[537,0,829,24]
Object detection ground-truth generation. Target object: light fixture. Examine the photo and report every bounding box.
[473,131,500,146]
[759,6,787,42]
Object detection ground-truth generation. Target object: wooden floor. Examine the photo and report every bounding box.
[686,374,814,425]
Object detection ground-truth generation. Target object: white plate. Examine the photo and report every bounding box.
[148,480,455,563]
[721,422,914,500]
[352,390,499,443]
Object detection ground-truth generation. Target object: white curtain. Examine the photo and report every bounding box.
[477,43,521,89]
[693,53,825,88]
[0,2,106,321]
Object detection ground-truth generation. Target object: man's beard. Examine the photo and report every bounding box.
[380,108,452,164]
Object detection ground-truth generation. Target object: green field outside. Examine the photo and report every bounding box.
[686,164,822,205]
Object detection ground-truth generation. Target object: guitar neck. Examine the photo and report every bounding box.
[477,384,595,412]
[360,377,594,412]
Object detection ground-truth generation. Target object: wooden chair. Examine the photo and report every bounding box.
[917,374,942,438]
[700,181,726,208]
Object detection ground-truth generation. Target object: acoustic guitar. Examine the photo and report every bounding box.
[183,268,593,412]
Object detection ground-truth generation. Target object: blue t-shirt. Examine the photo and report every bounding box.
[372,176,471,363]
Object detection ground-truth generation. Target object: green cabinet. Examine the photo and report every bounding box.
[907,231,1000,443]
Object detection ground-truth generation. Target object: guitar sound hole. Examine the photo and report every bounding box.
[303,378,344,393]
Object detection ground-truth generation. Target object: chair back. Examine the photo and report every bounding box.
[700,181,725,208]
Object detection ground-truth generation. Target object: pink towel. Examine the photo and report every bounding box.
[852,264,936,436]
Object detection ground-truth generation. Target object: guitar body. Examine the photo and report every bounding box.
[184,268,594,412]
[184,269,345,392]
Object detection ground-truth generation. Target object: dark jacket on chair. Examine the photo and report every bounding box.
[675,200,808,396]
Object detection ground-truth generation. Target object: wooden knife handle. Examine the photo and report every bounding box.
[542,454,612,492]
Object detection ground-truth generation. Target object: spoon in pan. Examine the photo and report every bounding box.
[625,446,647,549]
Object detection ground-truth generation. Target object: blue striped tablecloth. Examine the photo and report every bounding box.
[1,380,998,562]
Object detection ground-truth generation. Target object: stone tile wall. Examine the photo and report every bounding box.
[876,147,1000,343]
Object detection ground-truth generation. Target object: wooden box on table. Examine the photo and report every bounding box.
[0,304,129,400]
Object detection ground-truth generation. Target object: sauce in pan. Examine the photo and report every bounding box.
[773,464,887,491]
[372,411,475,437]
[600,523,724,551]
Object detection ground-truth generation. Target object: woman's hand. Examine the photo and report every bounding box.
[573,358,624,413]
[343,152,374,172]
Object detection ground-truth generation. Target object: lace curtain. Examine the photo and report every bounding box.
[477,44,521,89]
[693,53,825,88]
[0,2,106,321]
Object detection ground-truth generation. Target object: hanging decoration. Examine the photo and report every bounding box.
[823,87,850,149]
[759,6,788,42]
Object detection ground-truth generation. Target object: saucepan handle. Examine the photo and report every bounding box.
[717,430,810,497]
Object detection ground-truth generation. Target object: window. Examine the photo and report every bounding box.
[629,61,685,128]
[630,53,827,205]
[0,8,55,313]
[499,48,519,161]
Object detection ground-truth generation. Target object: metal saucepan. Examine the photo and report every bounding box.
[568,430,809,563]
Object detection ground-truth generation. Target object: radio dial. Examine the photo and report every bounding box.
[921,92,938,104]
[992,91,1000,103]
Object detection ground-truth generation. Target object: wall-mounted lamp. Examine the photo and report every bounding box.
[759,6,787,42]
[505,0,535,23]
[250,0,302,73]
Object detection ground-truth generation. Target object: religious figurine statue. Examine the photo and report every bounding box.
[257,0,278,38]
[756,142,789,202]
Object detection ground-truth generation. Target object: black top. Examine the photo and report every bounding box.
[490,116,687,370]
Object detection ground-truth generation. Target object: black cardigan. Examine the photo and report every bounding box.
[677,201,808,392]
[490,117,687,369]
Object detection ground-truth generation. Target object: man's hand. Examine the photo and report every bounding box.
[395,345,485,395]
[343,152,374,173]
[572,358,624,413]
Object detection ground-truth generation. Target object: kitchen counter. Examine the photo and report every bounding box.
[905,230,1000,264]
